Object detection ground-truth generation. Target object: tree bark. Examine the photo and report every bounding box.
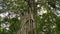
[17,0,37,34]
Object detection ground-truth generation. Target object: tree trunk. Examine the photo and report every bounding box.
[17,0,37,34]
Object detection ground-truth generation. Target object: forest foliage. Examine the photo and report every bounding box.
[0,0,60,34]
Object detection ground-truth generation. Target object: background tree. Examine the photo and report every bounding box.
[0,0,60,34]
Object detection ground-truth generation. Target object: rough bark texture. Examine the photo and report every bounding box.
[17,0,37,34]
